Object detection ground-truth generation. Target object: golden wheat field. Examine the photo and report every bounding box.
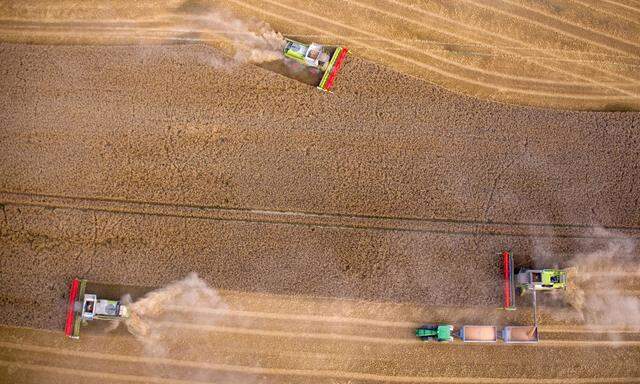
[1,1,639,383]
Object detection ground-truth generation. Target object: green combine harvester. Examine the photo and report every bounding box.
[415,324,454,342]
[502,251,568,310]
[282,38,348,92]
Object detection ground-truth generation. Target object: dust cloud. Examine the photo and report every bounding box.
[564,229,640,330]
[5,1,286,67]
[121,273,228,355]
[180,8,284,66]
[107,274,266,381]
[136,4,285,69]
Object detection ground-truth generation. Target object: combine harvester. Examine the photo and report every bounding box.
[501,250,568,311]
[282,38,348,92]
[65,278,129,339]
[415,251,566,345]
[500,250,568,343]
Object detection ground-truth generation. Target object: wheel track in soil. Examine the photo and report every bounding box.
[2,338,640,384]
[568,0,640,26]
[238,0,622,92]
[457,0,640,56]
[2,12,635,96]
[162,322,640,347]
[1,5,639,382]
[603,0,640,13]
[2,1,638,109]
[4,16,638,64]
[484,0,640,48]
[5,1,638,100]
[1,360,196,384]
[165,305,640,334]
[233,0,640,106]
[230,0,638,100]
[2,26,638,84]
[367,0,640,88]
[342,0,640,91]
[154,304,640,346]
[3,191,640,239]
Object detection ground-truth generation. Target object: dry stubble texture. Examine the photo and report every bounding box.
[0,42,640,383]
[0,42,638,327]
[1,0,639,109]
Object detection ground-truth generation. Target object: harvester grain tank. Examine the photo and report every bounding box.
[283,38,348,92]
[517,268,567,292]
[65,278,129,339]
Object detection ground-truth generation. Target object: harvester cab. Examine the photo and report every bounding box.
[283,38,348,92]
[65,278,129,339]
[81,294,129,321]
[517,269,567,292]
[415,324,454,342]
[284,40,331,71]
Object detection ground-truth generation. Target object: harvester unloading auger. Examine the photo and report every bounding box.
[65,278,129,339]
[282,38,348,92]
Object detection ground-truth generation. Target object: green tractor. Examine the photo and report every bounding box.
[415,324,454,342]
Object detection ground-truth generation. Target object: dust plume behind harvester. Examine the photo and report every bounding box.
[64,274,226,341]
[282,38,348,92]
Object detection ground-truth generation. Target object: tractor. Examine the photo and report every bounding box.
[415,324,454,342]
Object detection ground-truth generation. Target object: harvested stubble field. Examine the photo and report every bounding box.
[1,1,640,383]
[1,0,639,109]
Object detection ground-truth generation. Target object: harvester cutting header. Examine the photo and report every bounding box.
[283,38,348,92]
